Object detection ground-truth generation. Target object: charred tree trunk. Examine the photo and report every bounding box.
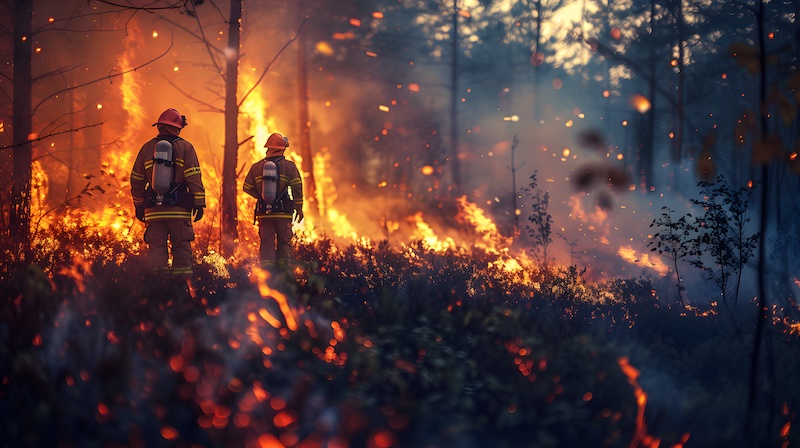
[296,0,317,217]
[672,0,686,162]
[221,0,242,258]
[449,0,462,195]
[748,0,770,443]
[641,0,657,189]
[11,0,33,260]
[533,0,543,122]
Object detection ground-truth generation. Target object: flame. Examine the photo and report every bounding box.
[407,212,456,252]
[115,23,146,172]
[250,267,298,331]
[617,245,670,276]
[618,357,657,448]
[455,195,512,254]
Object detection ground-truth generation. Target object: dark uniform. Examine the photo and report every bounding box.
[243,132,303,269]
[130,108,205,281]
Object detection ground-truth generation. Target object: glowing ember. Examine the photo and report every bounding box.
[630,94,652,113]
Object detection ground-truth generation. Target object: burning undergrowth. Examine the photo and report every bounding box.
[2,219,800,447]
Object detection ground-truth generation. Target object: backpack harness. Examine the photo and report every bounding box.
[254,156,290,222]
[145,136,193,209]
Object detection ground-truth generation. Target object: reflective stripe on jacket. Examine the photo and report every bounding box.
[130,135,206,222]
[243,156,303,220]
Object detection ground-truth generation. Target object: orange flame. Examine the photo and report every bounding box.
[618,357,689,448]
[617,245,670,276]
[250,268,298,331]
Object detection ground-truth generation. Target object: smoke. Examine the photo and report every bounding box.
[25,2,730,302]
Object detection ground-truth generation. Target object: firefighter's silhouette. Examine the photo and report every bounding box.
[130,108,206,294]
[243,132,304,270]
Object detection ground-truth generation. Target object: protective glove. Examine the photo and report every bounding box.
[256,200,268,214]
[294,208,304,223]
[135,205,145,222]
[192,207,204,222]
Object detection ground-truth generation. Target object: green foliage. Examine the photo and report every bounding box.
[648,206,698,305]
[523,172,553,267]
[648,175,759,308]
[688,175,758,307]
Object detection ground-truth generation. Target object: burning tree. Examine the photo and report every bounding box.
[1,1,172,265]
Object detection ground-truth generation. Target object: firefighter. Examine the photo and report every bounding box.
[243,132,304,270]
[129,108,206,294]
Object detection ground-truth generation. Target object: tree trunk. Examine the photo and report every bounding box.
[641,0,657,189]
[296,0,317,217]
[673,0,685,162]
[533,0,542,122]
[449,0,462,195]
[11,0,33,261]
[221,0,242,258]
[747,0,769,443]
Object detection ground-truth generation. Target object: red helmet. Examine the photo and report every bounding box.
[265,132,289,149]
[152,108,187,128]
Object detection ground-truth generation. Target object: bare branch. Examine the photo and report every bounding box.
[38,91,110,137]
[32,7,142,35]
[238,135,253,147]
[586,37,700,140]
[187,1,224,76]
[0,122,106,151]
[154,13,225,58]
[162,74,224,113]
[95,0,188,13]
[31,36,174,114]
[32,63,85,83]
[239,17,307,107]
[32,182,92,232]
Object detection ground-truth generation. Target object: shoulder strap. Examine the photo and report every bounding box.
[151,136,183,185]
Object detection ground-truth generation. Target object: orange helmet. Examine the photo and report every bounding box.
[153,108,187,128]
[265,133,289,150]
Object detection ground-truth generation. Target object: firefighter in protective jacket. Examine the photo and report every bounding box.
[243,132,304,269]
[129,108,206,283]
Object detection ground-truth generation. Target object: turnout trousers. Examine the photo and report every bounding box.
[257,217,293,269]
[143,218,195,279]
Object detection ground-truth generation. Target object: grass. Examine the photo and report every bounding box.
[0,227,798,447]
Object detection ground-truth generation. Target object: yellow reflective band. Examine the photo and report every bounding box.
[258,213,293,219]
[144,211,192,220]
